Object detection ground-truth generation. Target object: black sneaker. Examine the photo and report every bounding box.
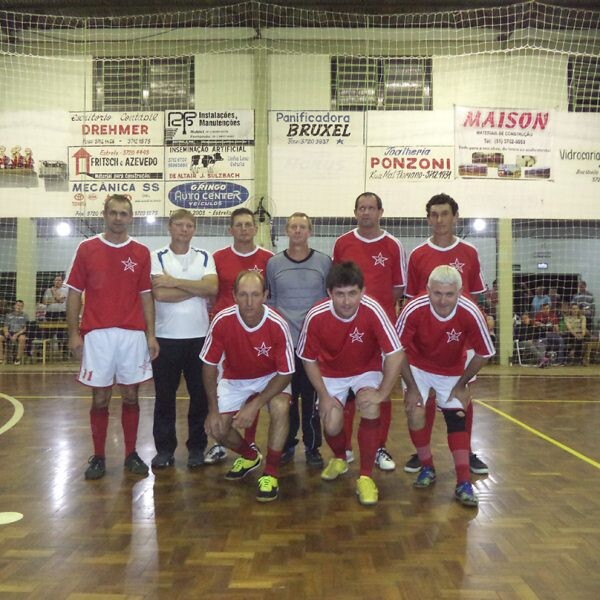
[403,453,421,473]
[280,446,295,465]
[305,448,324,467]
[187,449,205,469]
[124,451,149,476]
[85,455,106,480]
[469,453,489,475]
[151,452,174,469]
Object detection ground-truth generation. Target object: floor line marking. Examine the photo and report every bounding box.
[0,393,24,436]
[0,393,25,526]
[475,399,600,470]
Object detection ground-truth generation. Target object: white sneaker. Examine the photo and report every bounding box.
[375,447,396,471]
[345,450,355,464]
[204,444,228,464]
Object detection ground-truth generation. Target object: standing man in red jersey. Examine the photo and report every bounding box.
[396,265,495,507]
[402,193,488,476]
[206,207,274,463]
[66,194,159,480]
[332,192,407,471]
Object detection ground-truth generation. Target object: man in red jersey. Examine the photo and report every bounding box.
[297,262,402,507]
[205,207,274,463]
[332,192,406,472]
[396,265,495,507]
[201,270,294,503]
[66,195,159,480]
[402,193,489,476]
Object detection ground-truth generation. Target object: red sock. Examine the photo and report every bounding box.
[426,394,437,431]
[264,447,282,477]
[358,417,380,476]
[121,403,140,457]
[325,429,346,459]
[243,412,260,445]
[233,439,259,460]
[465,402,474,453]
[448,431,470,482]
[409,426,433,468]
[90,407,109,458]
[343,396,355,451]
[378,399,392,447]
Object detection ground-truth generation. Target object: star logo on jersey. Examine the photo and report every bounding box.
[249,265,264,273]
[349,327,365,343]
[446,329,462,343]
[254,342,271,357]
[449,258,465,273]
[122,257,137,272]
[372,252,388,267]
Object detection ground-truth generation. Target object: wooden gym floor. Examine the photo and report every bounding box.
[0,363,599,600]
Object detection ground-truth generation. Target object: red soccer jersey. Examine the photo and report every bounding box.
[201,305,294,379]
[332,229,406,321]
[65,235,152,335]
[405,238,486,298]
[212,245,274,316]
[395,294,495,376]
[297,295,401,378]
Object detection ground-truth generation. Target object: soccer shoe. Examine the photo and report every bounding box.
[151,452,174,469]
[321,457,348,481]
[256,475,279,502]
[469,453,489,475]
[204,444,228,464]
[414,466,436,488]
[84,455,106,480]
[187,449,205,469]
[305,448,324,467]
[345,449,355,463]
[375,447,396,471]
[455,481,479,507]
[124,452,149,476]
[356,476,379,506]
[224,453,262,481]
[280,446,295,465]
[403,453,421,473]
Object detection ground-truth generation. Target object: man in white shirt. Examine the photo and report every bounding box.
[151,209,218,469]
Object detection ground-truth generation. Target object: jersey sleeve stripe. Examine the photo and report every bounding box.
[458,297,496,356]
[361,295,401,350]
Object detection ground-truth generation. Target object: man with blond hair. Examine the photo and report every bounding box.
[150,209,218,469]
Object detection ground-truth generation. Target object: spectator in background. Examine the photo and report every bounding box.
[514,282,532,317]
[571,280,595,329]
[484,279,498,319]
[43,275,68,320]
[0,299,29,365]
[531,286,550,315]
[513,313,548,368]
[547,287,561,310]
[533,302,565,364]
[563,303,589,363]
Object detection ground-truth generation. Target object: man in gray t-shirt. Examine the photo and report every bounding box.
[266,212,331,467]
[1,300,29,365]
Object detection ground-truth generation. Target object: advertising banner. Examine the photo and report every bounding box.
[165,110,254,144]
[366,146,453,184]
[455,106,553,180]
[165,143,253,181]
[70,111,164,146]
[269,111,364,146]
